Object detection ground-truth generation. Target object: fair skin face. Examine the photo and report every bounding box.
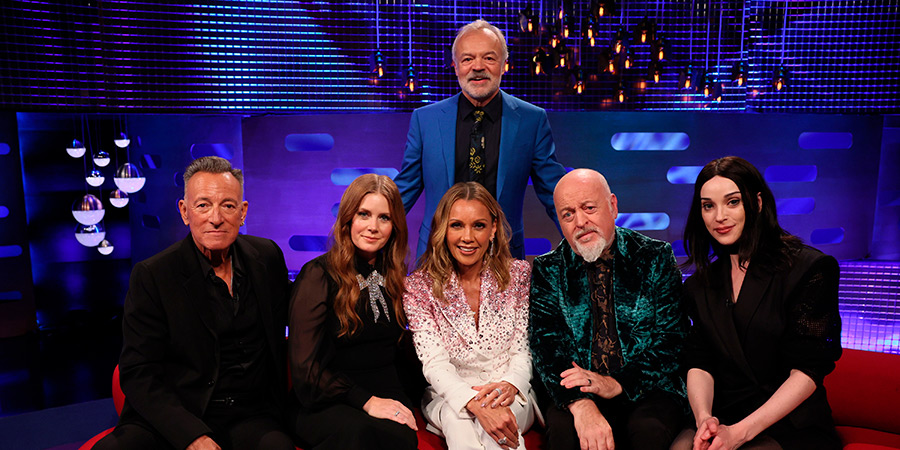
[552,169,625,450]
[350,193,393,264]
[178,171,247,294]
[699,175,761,301]
[453,28,506,107]
[554,169,619,261]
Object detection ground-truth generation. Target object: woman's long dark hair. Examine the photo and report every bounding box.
[682,156,801,279]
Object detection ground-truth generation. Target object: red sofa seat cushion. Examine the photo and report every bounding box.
[824,349,900,438]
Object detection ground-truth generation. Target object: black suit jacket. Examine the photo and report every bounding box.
[683,246,842,434]
[117,234,290,449]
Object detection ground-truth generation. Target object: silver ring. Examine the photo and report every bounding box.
[394,410,401,417]
[494,387,503,395]
[498,437,508,445]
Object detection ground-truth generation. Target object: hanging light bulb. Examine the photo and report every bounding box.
[649,60,662,83]
[731,61,747,86]
[617,83,626,103]
[372,51,385,78]
[504,59,511,72]
[113,162,146,193]
[97,239,114,255]
[652,37,666,61]
[711,81,724,102]
[550,35,560,49]
[109,189,129,208]
[532,49,546,75]
[613,27,627,54]
[557,43,569,68]
[637,18,652,43]
[405,65,416,92]
[572,67,585,94]
[93,150,110,167]
[624,48,633,69]
[74,223,105,247]
[518,7,535,33]
[86,169,105,187]
[772,65,787,91]
[592,0,612,18]
[679,64,694,90]
[72,194,105,225]
[67,139,86,158]
[608,56,616,74]
[699,71,712,97]
[114,132,130,148]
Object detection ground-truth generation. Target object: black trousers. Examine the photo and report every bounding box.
[290,402,418,450]
[93,400,294,450]
[544,392,686,450]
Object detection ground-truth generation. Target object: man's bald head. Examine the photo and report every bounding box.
[553,169,618,262]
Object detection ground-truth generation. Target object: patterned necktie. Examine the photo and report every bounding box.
[356,270,390,322]
[468,109,486,183]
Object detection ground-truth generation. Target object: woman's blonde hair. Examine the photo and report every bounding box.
[418,182,512,302]
[327,174,408,336]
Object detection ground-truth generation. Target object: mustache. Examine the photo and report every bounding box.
[575,225,600,240]
[467,70,492,81]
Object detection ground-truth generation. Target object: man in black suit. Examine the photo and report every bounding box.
[95,156,294,450]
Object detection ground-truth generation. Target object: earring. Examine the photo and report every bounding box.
[488,238,495,258]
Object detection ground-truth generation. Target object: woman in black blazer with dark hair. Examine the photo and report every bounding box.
[673,156,842,450]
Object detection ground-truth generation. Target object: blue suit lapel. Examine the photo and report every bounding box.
[439,95,459,185]
[497,91,520,203]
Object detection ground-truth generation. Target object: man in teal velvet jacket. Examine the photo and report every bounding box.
[530,169,687,450]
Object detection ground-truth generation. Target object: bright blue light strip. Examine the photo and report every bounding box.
[615,213,670,231]
[0,245,23,258]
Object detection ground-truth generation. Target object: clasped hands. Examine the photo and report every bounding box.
[466,381,520,449]
[561,362,623,450]
[692,416,750,450]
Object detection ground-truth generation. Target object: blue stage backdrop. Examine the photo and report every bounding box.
[0,113,36,338]
[241,111,883,272]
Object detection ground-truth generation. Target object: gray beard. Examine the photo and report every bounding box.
[574,236,609,263]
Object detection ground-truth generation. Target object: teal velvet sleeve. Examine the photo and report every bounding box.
[529,247,594,408]
[608,236,688,403]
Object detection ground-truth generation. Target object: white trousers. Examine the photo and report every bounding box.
[423,388,536,450]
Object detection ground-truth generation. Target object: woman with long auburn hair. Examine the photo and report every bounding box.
[288,174,418,450]
[672,156,842,450]
[403,182,539,450]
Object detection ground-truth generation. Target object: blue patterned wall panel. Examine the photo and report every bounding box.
[242,111,882,270]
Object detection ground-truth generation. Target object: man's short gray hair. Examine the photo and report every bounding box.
[183,156,244,198]
[451,19,509,64]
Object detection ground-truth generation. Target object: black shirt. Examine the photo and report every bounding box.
[194,243,272,399]
[455,93,502,198]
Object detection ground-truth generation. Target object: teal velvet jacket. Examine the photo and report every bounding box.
[529,227,687,408]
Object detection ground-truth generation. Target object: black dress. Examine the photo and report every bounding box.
[287,255,417,450]
[683,245,843,450]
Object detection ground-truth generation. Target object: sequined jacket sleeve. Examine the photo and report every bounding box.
[288,256,373,410]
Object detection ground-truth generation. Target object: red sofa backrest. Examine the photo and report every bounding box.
[824,348,900,435]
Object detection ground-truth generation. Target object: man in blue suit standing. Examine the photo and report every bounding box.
[395,19,567,260]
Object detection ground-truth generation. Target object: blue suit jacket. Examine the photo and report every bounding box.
[394,91,566,260]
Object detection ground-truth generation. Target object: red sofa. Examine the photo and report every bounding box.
[824,348,900,449]
[81,348,899,449]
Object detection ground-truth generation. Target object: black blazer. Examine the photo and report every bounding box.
[683,245,842,438]
[117,235,290,449]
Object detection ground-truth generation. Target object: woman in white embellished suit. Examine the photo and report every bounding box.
[403,182,539,450]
